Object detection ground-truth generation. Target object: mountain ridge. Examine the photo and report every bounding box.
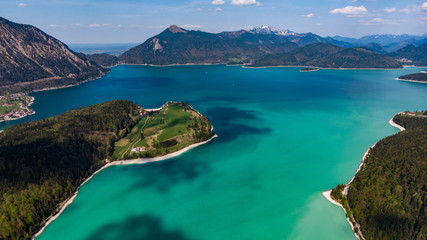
[119,25,299,65]
[249,43,402,68]
[0,17,107,95]
[118,25,403,68]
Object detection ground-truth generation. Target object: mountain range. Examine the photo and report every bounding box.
[250,43,402,68]
[119,25,299,65]
[118,25,403,68]
[1,17,426,95]
[0,17,107,95]
[249,26,427,52]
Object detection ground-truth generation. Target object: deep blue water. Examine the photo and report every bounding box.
[1,65,426,240]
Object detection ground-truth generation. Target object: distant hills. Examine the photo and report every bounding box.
[249,26,353,48]
[118,25,403,69]
[389,43,427,66]
[0,17,107,95]
[250,43,402,68]
[119,25,299,65]
[333,33,427,47]
[1,17,426,96]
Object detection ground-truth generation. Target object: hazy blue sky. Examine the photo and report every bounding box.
[1,0,426,43]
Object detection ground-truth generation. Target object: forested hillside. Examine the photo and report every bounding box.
[333,113,427,240]
[250,43,402,68]
[0,100,141,240]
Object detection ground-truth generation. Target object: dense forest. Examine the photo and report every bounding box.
[393,112,427,129]
[86,53,119,67]
[388,43,427,66]
[249,43,402,68]
[333,113,427,240]
[0,100,141,240]
[398,73,427,83]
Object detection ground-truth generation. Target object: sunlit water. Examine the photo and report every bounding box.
[2,65,426,240]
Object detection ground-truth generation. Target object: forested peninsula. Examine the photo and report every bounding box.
[0,100,215,240]
[329,111,427,240]
[398,72,427,83]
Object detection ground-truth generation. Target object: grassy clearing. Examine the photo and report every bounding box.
[112,102,214,160]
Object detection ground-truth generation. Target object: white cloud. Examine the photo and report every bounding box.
[399,8,411,14]
[215,7,223,12]
[89,24,100,28]
[383,7,396,13]
[231,0,261,6]
[399,4,426,14]
[351,0,375,2]
[94,24,122,28]
[211,0,225,5]
[301,13,314,18]
[17,3,27,7]
[367,18,397,25]
[182,24,203,29]
[330,5,368,15]
[70,23,81,26]
[48,24,58,27]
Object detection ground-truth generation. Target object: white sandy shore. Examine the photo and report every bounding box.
[389,113,406,131]
[322,115,406,240]
[396,78,427,84]
[31,133,217,240]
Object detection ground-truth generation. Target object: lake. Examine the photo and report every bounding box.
[2,65,426,240]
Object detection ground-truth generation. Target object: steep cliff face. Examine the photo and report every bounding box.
[0,17,107,94]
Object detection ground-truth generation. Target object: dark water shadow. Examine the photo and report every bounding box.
[118,152,212,194]
[86,214,195,240]
[204,106,260,124]
[204,106,272,143]
[218,123,272,143]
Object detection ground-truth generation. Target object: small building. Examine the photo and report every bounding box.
[131,146,147,153]
[408,112,415,116]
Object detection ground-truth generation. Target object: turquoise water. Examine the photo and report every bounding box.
[2,65,426,240]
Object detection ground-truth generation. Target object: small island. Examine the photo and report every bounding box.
[397,72,427,83]
[0,93,35,122]
[324,111,427,240]
[300,67,319,72]
[0,100,216,240]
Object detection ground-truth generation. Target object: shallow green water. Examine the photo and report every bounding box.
[4,65,426,240]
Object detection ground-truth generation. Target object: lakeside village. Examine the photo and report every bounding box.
[0,94,35,122]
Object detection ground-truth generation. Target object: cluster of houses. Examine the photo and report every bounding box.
[0,94,35,122]
[131,146,146,153]
[0,109,35,122]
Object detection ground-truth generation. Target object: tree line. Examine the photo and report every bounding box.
[332,113,427,240]
[0,100,140,240]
